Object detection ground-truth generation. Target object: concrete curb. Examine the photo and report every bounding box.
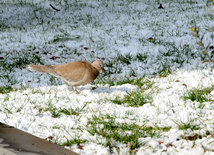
[0,146,17,155]
[0,122,79,155]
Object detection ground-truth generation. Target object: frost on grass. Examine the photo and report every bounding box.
[1,0,214,155]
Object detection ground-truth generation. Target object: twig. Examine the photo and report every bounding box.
[49,4,60,12]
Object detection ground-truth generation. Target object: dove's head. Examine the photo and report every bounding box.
[91,60,105,72]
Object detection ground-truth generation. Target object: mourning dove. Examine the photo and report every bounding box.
[28,60,105,93]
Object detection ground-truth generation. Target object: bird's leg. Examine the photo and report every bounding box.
[65,79,87,94]
[61,78,79,93]
[73,86,79,94]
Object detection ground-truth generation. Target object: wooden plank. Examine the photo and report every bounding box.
[0,122,79,155]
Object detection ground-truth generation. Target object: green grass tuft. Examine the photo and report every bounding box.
[61,138,87,146]
[178,122,201,131]
[86,114,171,154]
[183,86,214,103]
[158,63,172,78]
[112,89,153,107]
[0,86,14,94]
[0,51,43,71]
[39,102,89,118]
[111,78,154,107]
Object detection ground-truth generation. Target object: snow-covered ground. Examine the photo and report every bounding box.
[1,0,214,154]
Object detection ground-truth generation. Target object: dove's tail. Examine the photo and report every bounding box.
[28,64,55,74]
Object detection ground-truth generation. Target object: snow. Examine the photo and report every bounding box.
[1,0,214,154]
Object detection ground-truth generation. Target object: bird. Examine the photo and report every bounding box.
[28,60,105,93]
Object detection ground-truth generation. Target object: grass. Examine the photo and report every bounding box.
[154,41,196,76]
[190,23,212,62]
[115,54,133,65]
[38,102,89,118]
[86,114,171,154]
[99,75,154,88]
[135,53,148,63]
[0,86,14,94]
[61,138,87,147]
[41,107,80,118]
[104,60,123,75]
[177,121,201,131]
[111,78,154,107]
[112,89,153,107]
[183,86,214,104]
[158,62,172,78]
[104,53,148,75]
[0,50,43,86]
[0,24,10,31]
